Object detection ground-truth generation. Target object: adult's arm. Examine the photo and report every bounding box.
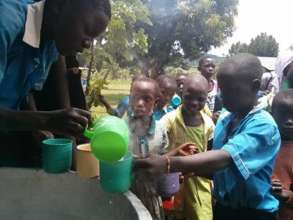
[0,108,90,137]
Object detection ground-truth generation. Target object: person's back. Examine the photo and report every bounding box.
[0,0,59,109]
[271,90,293,220]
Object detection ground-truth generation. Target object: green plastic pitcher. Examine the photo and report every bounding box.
[84,115,129,162]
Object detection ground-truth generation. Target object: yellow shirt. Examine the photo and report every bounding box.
[160,106,215,220]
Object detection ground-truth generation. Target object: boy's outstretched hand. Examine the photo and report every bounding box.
[177,143,199,156]
[133,154,167,175]
[164,143,198,157]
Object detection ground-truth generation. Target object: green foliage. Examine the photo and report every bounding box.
[88,0,151,72]
[102,0,151,64]
[229,41,249,55]
[143,0,239,67]
[81,0,151,109]
[229,33,279,57]
[81,0,240,109]
[248,33,279,57]
[164,66,199,76]
[86,72,109,108]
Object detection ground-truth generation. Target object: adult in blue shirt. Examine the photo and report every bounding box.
[134,54,281,220]
[0,0,111,165]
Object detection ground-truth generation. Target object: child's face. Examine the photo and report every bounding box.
[130,81,157,117]
[176,75,186,96]
[273,100,293,141]
[199,59,216,79]
[218,73,258,113]
[158,84,176,108]
[182,83,207,115]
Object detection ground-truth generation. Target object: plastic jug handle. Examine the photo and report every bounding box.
[83,129,94,139]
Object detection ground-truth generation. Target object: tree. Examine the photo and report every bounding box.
[248,33,279,57]
[80,0,151,108]
[229,41,249,55]
[142,0,239,72]
[229,33,279,57]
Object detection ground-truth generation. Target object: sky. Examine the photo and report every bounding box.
[209,0,293,56]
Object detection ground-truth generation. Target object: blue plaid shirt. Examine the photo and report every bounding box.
[213,108,281,212]
[0,0,58,109]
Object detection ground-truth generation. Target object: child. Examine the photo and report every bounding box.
[271,89,293,220]
[198,56,218,113]
[160,74,215,220]
[99,74,145,118]
[135,53,281,220]
[154,75,177,120]
[128,77,168,220]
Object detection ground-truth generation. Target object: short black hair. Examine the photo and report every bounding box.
[218,53,263,82]
[184,74,209,91]
[156,75,177,91]
[198,56,214,68]
[272,89,293,113]
[131,77,160,98]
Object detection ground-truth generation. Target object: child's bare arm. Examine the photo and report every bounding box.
[135,149,232,178]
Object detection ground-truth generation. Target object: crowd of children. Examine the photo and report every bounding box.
[99,53,293,220]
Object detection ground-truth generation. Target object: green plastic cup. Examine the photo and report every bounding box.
[42,138,73,173]
[100,151,133,193]
[84,116,129,162]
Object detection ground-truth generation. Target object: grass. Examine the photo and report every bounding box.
[90,79,131,118]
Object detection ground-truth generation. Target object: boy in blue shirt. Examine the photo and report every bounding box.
[135,53,281,220]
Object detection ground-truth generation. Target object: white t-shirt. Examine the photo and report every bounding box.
[207,79,218,113]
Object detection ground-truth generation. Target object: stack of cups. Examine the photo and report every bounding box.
[83,115,132,193]
[42,138,73,173]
